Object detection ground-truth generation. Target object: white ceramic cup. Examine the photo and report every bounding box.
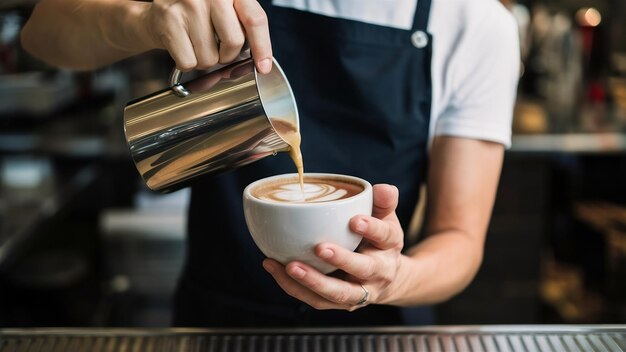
[243,173,373,273]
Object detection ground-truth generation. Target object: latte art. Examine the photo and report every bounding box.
[259,182,347,203]
[252,177,364,204]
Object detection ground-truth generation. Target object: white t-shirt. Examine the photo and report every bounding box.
[273,0,520,147]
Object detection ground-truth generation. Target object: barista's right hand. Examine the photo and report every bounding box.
[139,0,272,73]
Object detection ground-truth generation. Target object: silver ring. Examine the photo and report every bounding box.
[355,284,369,306]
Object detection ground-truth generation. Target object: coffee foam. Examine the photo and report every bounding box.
[252,176,364,204]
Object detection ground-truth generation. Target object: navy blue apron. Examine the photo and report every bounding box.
[174,0,434,327]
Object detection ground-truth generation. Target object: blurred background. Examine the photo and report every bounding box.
[0,0,625,327]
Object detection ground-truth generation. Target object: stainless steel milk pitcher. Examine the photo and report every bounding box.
[123,58,299,192]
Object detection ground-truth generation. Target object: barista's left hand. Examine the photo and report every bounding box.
[263,184,405,310]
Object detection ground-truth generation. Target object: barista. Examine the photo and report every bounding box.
[21,0,520,326]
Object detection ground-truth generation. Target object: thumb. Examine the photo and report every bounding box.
[372,184,399,220]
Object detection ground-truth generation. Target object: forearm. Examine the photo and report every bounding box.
[384,230,484,306]
[382,136,503,307]
[21,0,153,70]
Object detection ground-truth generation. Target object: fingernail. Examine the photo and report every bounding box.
[289,266,306,279]
[319,248,333,259]
[263,261,274,273]
[258,58,272,73]
[355,219,368,234]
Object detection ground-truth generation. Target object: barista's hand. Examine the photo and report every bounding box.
[140,0,272,73]
[263,184,406,310]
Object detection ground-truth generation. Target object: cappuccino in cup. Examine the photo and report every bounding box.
[243,173,372,273]
[251,176,364,203]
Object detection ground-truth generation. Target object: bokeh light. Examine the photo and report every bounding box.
[576,7,602,27]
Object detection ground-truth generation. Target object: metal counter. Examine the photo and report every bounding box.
[510,133,626,154]
[1,326,625,351]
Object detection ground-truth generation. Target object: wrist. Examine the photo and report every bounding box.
[127,1,161,51]
[379,254,420,305]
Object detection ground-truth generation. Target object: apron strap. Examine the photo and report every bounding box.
[412,0,433,31]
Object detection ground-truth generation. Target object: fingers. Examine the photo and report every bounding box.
[264,259,368,309]
[167,33,197,71]
[286,261,365,306]
[150,0,271,72]
[372,184,399,220]
[314,243,382,281]
[211,0,246,64]
[234,0,273,73]
[157,7,198,71]
[262,259,337,310]
[187,3,219,69]
[350,216,403,250]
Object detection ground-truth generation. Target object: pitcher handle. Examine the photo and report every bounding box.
[169,68,190,98]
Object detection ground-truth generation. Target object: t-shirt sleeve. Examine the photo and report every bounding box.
[434,4,520,148]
